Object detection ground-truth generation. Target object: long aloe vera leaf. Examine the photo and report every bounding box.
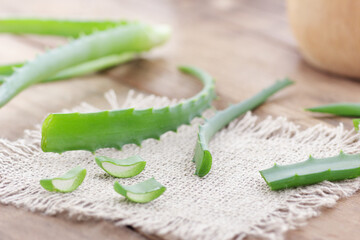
[114,178,166,203]
[0,18,128,37]
[260,151,360,191]
[95,155,146,178]
[0,23,170,107]
[306,103,360,117]
[40,166,87,193]
[194,78,294,177]
[0,53,136,84]
[41,65,216,153]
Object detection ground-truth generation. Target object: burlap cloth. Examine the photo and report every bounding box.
[1,90,360,240]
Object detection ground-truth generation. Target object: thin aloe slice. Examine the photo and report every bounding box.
[40,166,86,193]
[0,53,135,85]
[113,178,166,203]
[95,155,146,178]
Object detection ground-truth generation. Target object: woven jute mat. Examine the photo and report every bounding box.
[1,90,360,240]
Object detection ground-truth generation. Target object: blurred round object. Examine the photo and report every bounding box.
[287,0,360,78]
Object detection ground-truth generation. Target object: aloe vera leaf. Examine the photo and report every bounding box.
[113,177,166,203]
[259,151,360,191]
[306,103,360,117]
[0,18,128,37]
[0,62,24,75]
[0,23,170,107]
[353,119,360,131]
[194,78,294,177]
[0,53,136,85]
[40,166,86,193]
[95,155,146,178]
[41,65,216,153]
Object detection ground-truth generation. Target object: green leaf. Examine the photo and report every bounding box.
[0,22,170,107]
[0,18,129,37]
[95,155,146,178]
[260,151,360,190]
[40,166,86,193]
[114,178,166,203]
[353,119,360,131]
[0,53,135,85]
[41,66,216,153]
[194,78,294,177]
[306,103,360,117]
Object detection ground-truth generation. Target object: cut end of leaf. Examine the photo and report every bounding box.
[150,24,171,46]
[194,146,213,177]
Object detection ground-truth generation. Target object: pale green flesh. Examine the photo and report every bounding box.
[40,166,86,193]
[260,152,360,190]
[126,190,165,203]
[0,22,170,107]
[194,79,294,177]
[41,66,216,153]
[52,178,76,191]
[95,155,146,178]
[113,178,166,203]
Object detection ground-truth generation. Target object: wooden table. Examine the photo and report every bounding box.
[1,0,360,239]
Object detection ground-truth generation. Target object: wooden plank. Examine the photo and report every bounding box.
[0,0,359,239]
[0,204,145,240]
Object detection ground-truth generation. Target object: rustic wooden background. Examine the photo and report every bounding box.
[1,0,360,239]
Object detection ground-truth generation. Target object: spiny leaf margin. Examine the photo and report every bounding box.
[41,65,216,153]
[259,151,360,190]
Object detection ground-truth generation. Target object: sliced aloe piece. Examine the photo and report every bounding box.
[114,178,166,203]
[95,155,146,178]
[40,166,86,193]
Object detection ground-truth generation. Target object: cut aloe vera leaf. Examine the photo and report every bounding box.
[260,151,360,190]
[113,178,166,203]
[40,166,86,193]
[95,155,146,178]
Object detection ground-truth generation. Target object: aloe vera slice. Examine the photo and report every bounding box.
[40,166,86,193]
[113,178,166,203]
[95,155,146,178]
[260,151,360,190]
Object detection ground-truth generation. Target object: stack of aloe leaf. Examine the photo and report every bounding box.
[1,18,360,200]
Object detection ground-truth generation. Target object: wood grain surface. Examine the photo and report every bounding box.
[0,0,360,239]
